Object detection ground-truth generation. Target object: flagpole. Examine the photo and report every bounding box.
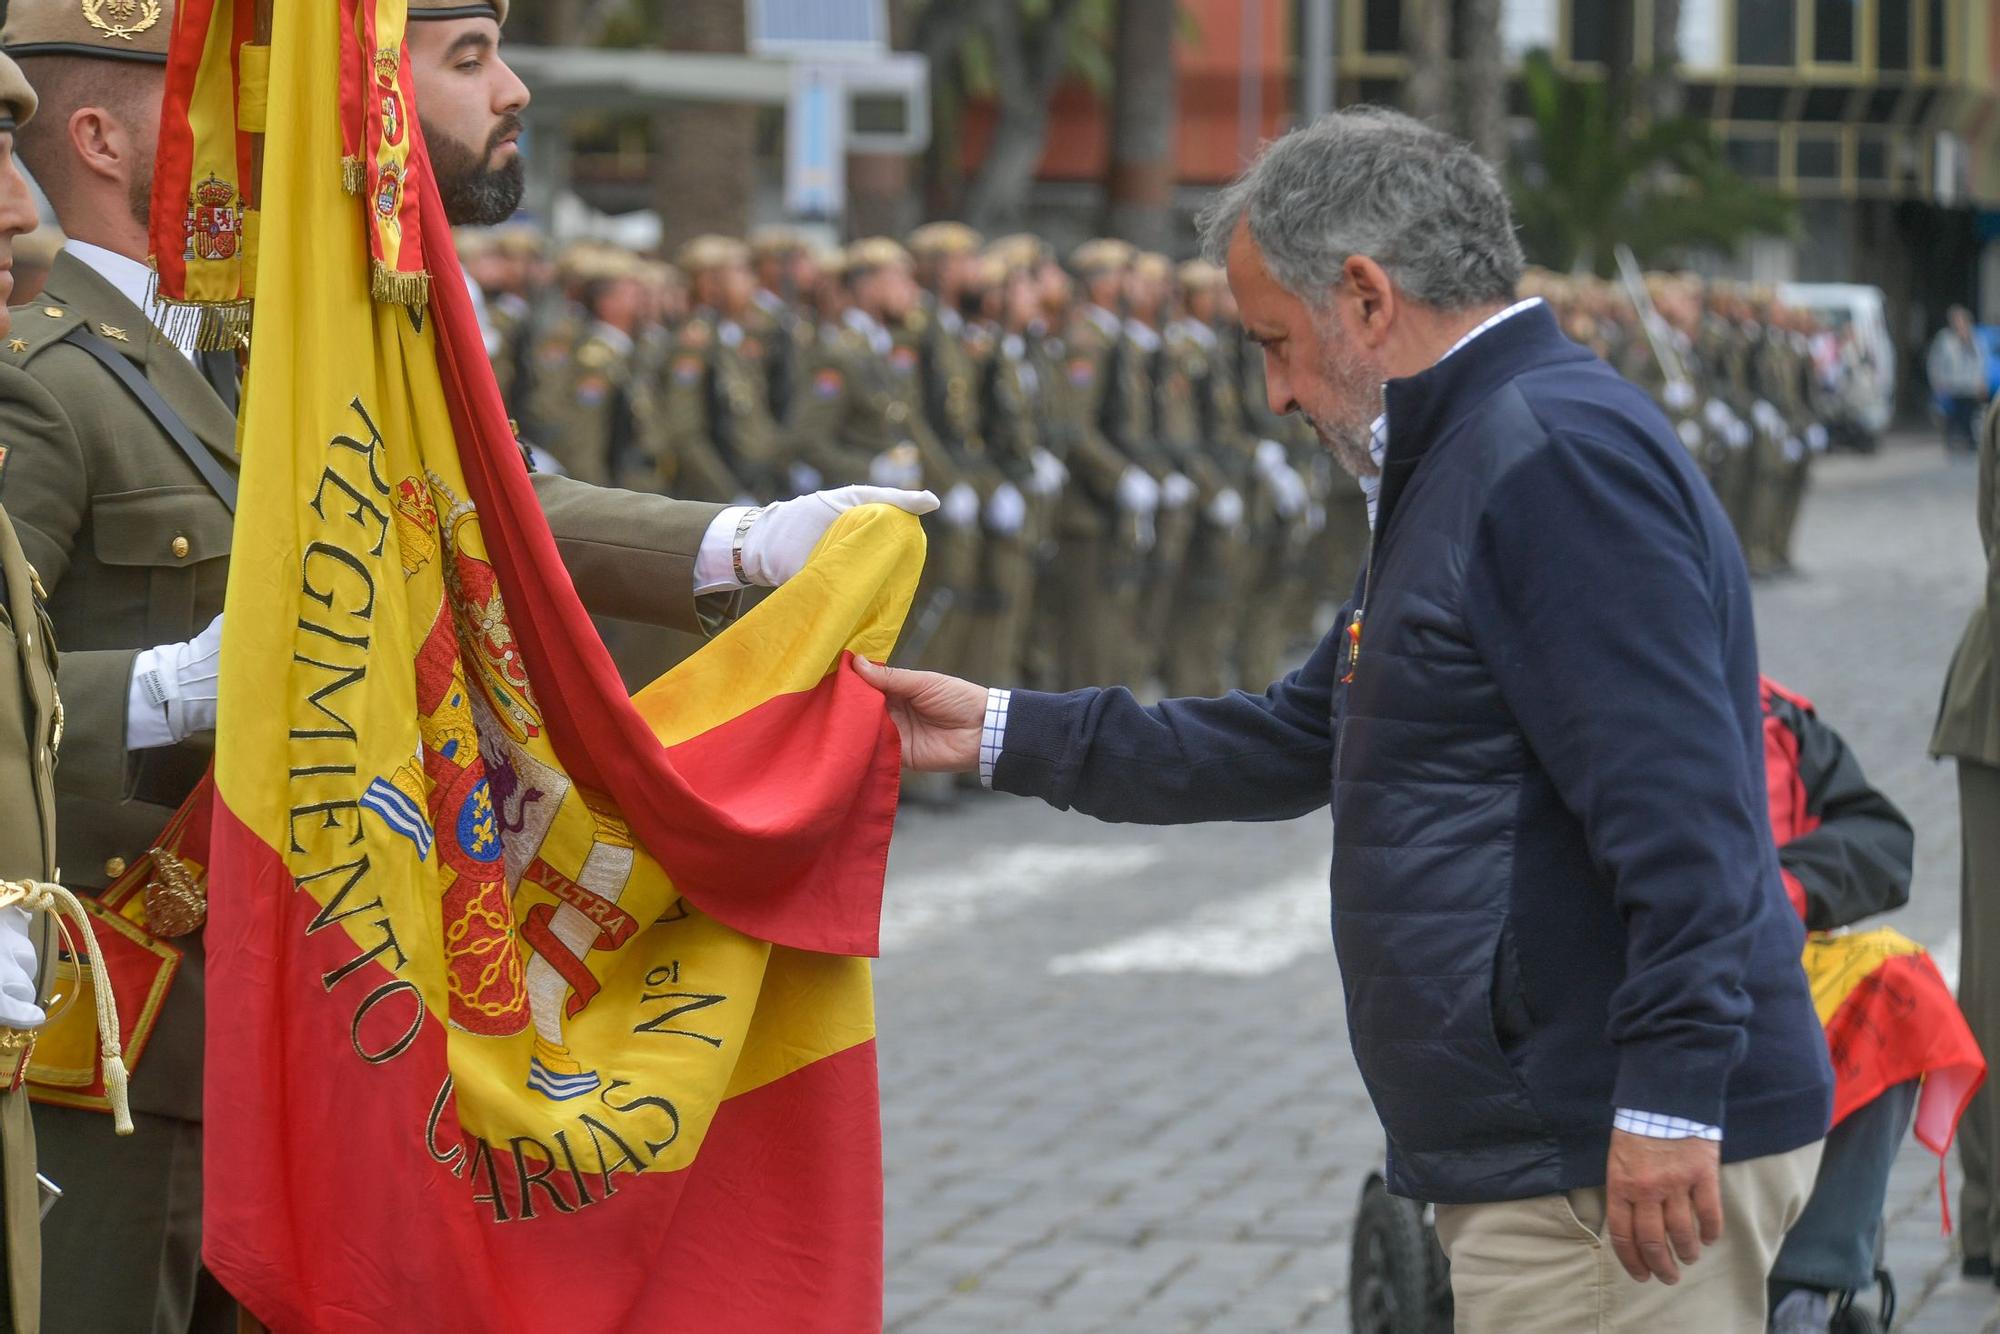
[235,0,273,1319]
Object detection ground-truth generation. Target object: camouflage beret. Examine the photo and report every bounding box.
[3,0,173,64]
[408,0,510,24]
[675,234,751,274]
[1070,238,1137,278]
[985,233,1050,274]
[845,236,912,276]
[1177,258,1226,293]
[1129,251,1173,284]
[747,224,809,260]
[0,52,35,130]
[491,223,544,259]
[907,221,983,260]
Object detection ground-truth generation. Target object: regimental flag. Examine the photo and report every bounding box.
[200,4,917,1329]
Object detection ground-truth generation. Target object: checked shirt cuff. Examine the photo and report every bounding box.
[978,688,1011,790]
[1615,1109,1722,1142]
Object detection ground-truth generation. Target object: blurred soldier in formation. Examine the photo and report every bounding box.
[661,234,785,503]
[527,249,652,488]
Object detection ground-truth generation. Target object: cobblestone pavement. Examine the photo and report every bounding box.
[873,434,1990,1333]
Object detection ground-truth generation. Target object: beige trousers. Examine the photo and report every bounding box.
[1434,1141,1823,1333]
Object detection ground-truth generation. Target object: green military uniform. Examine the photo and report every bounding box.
[1231,325,1319,686]
[1698,308,1761,551]
[914,298,1006,679]
[1054,298,1151,686]
[967,327,1043,687]
[654,312,773,503]
[1162,303,1253,697]
[1938,404,2000,1267]
[0,501,59,1334]
[529,317,648,489]
[1743,317,1803,575]
[0,247,732,1333]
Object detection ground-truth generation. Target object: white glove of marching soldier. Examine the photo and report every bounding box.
[128,613,224,750]
[0,907,43,1030]
[1160,472,1198,510]
[941,482,982,529]
[1205,487,1245,530]
[985,482,1027,536]
[1116,465,1160,515]
[868,446,924,490]
[1028,448,1067,497]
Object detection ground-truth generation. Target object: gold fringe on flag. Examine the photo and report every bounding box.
[341,155,366,196]
[370,260,430,312]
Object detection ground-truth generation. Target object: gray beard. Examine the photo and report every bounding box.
[1312,414,1381,481]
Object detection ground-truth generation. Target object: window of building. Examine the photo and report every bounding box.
[1856,134,1891,183]
[1502,0,1559,58]
[1736,0,1797,66]
[1800,86,1850,121]
[1795,134,1843,181]
[1358,78,1401,107]
[1570,0,1611,63]
[1724,130,1782,180]
[1927,0,1947,68]
[1812,0,1857,62]
[1878,0,1912,70]
[1863,86,1904,123]
[1730,83,1791,122]
[1362,0,1400,55]
[1683,82,1720,118]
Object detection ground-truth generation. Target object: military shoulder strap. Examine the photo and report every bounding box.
[62,326,238,513]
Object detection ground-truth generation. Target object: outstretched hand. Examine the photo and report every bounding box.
[853,659,988,773]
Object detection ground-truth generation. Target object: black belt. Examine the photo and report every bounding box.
[63,327,238,513]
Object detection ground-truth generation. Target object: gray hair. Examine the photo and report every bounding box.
[1198,107,1523,312]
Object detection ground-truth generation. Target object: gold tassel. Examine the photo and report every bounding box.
[194,301,254,353]
[341,155,366,196]
[370,260,430,313]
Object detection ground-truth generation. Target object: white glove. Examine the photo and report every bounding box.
[1703,400,1736,433]
[1116,465,1161,515]
[788,462,824,496]
[1806,424,1829,453]
[1254,438,1289,474]
[1752,399,1782,436]
[1675,418,1704,452]
[0,906,43,1030]
[1028,448,1068,497]
[1269,464,1309,519]
[1783,435,1806,464]
[734,486,940,587]
[1662,379,1696,412]
[985,482,1027,536]
[1160,471,1198,510]
[129,614,223,750]
[1304,503,1327,535]
[1727,419,1753,451]
[1206,486,1245,529]
[941,482,981,529]
[868,446,923,490]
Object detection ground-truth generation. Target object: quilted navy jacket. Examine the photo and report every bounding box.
[993,304,1833,1204]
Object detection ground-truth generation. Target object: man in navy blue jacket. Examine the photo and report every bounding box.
[859,108,1833,1331]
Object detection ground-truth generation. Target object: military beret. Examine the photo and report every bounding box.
[985,233,1050,274]
[845,236,912,276]
[810,242,848,278]
[747,224,809,260]
[408,0,510,24]
[0,52,35,131]
[1129,251,1173,284]
[1070,238,1136,278]
[907,221,982,260]
[1177,258,1226,293]
[491,223,544,259]
[675,234,751,274]
[3,0,173,64]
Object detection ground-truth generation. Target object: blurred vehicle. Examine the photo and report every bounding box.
[1780,283,1895,446]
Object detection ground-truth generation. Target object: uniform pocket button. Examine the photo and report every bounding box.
[171,536,191,559]
[104,856,127,879]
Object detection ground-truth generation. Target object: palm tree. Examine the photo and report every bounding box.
[1510,50,1794,276]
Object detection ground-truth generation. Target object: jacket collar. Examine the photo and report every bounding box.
[1375,302,1593,529]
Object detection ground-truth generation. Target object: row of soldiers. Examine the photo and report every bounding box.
[465,223,1370,699]
[462,226,1846,698]
[1530,268,1851,578]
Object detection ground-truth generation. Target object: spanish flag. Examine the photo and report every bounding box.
[192,3,914,1329]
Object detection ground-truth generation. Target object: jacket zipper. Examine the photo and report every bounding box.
[1333,549,1375,789]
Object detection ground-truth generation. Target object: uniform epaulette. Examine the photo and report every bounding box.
[576,339,616,370]
[0,302,93,365]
